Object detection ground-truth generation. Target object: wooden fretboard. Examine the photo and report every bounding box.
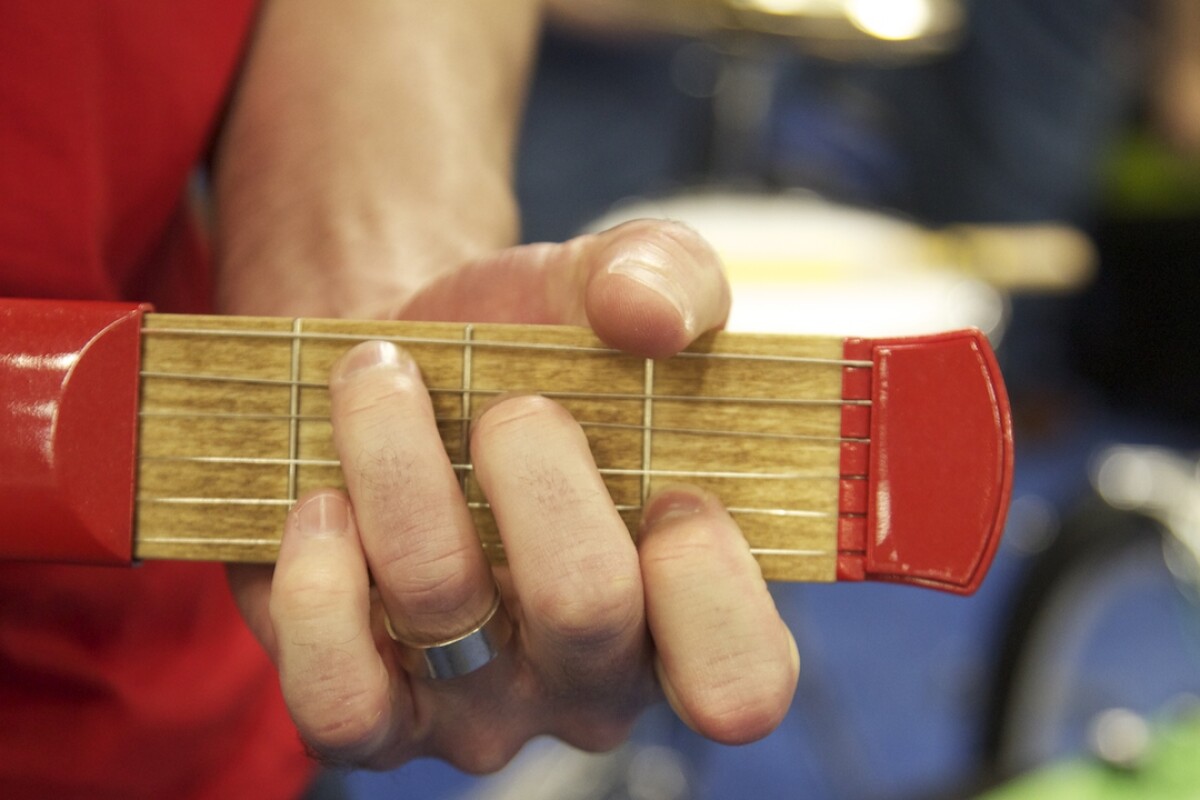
[134,314,855,582]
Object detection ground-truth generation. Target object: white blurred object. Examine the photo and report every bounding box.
[587,192,1069,337]
[1092,446,1200,588]
[548,0,965,60]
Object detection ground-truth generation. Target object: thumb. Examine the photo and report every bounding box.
[400,219,731,359]
[578,219,731,358]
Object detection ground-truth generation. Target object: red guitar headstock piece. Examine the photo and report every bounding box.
[836,329,1013,595]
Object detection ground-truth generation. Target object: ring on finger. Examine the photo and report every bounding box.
[385,586,512,680]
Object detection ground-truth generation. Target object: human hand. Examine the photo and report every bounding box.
[229,220,799,770]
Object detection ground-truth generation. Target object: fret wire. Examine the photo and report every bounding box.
[139,370,868,408]
[641,358,653,506]
[141,324,873,368]
[460,324,474,494]
[286,318,302,503]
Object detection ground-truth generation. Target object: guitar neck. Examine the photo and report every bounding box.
[0,299,1012,594]
[135,313,852,583]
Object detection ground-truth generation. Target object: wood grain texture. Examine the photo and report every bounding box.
[135,314,851,582]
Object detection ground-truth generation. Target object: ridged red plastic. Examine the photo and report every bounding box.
[0,298,147,564]
[837,329,1013,595]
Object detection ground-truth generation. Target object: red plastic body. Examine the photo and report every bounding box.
[837,329,1013,595]
[0,298,147,564]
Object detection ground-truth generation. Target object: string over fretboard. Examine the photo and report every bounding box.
[134,314,860,581]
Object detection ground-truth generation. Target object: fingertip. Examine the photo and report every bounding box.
[584,220,729,359]
[654,657,699,732]
[788,628,801,681]
[639,484,797,744]
[640,484,715,535]
[331,340,421,388]
[587,269,694,359]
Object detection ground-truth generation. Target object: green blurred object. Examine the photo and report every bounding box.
[1103,131,1200,217]
[979,713,1200,800]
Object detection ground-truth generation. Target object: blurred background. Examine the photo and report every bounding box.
[349,0,1200,797]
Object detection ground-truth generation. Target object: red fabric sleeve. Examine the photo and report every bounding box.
[0,3,315,797]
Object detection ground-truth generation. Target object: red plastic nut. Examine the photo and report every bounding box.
[838,329,1013,595]
[0,298,147,564]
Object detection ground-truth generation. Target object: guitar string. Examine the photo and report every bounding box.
[138,369,871,408]
[137,325,866,556]
[138,410,865,445]
[139,456,845,481]
[139,387,865,492]
[136,500,838,560]
[140,324,873,368]
[138,388,866,505]
[134,535,833,560]
[141,497,836,516]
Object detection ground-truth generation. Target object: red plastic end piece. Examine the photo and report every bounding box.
[837,329,1013,595]
[0,298,148,565]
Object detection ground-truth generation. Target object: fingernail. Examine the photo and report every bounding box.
[332,340,407,383]
[293,492,349,538]
[607,256,695,334]
[641,486,708,532]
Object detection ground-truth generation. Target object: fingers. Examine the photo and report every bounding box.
[638,486,799,745]
[270,340,794,771]
[398,218,731,359]
[270,490,406,765]
[470,396,650,711]
[580,219,731,359]
[329,341,495,645]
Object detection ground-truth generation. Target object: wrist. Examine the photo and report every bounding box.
[214,182,519,319]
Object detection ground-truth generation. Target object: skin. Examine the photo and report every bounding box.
[214,0,798,772]
[1153,0,1200,157]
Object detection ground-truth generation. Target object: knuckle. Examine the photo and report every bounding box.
[640,517,724,577]
[447,732,525,775]
[648,217,708,254]
[528,562,642,649]
[291,661,393,761]
[352,441,415,496]
[618,218,715,270]
[382,546,484,621]
[271,565,356,630]
[303,703,388,762]
[558,717,638,753]
[333,374,425,444]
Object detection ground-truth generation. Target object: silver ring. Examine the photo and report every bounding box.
[385,589,510,680]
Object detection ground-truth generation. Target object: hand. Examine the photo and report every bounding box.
[229,220,799,771]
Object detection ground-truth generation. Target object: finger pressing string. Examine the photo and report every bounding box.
[328,341,497,646]
[638,485,799,745]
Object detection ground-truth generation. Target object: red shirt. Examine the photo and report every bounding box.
[0,3,314,797]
